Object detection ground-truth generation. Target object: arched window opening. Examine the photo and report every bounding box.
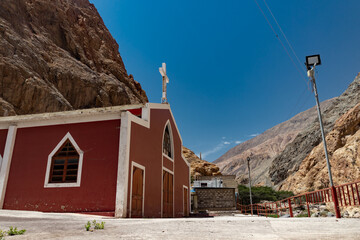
[49,140,80,183]
[163,125,172,158]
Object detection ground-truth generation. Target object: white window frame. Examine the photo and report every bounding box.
[129,161,146,218]
[44,132,84,188]
[162,120,174,162]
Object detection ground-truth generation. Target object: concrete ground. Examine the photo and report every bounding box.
[0,210,359,239]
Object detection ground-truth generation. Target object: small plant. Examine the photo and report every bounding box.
[0,230,6,240]
[85,220,105,231]
[266,214,279,218]
[93,220,105,230]
[85,221,91,231]
[7,226,26,236]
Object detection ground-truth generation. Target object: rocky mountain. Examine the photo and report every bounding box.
[214,98,335,186]
[0,0,147,116]
[215,73,360,188]
[182,146,221,178]
[281,102,360,194]
[269,73,360,187]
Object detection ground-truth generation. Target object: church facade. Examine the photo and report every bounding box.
[0,103,190,218]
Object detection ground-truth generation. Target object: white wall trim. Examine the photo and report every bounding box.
[183,185,189,216]
[161,120,175,218]
[0,125,17,209]
[162,166,174,175]
[44,132,84,188]
[115,112,131,218]
[129,161,145,218]
[0,104,144,130]
[0,154,2,172]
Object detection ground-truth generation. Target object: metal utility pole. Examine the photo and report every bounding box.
[247,156,253,216]
[306,54,341,218]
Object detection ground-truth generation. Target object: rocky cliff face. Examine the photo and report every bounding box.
[182,146,221,178]
[0,0,147,116]
[269,73,360,187]
[214,99,335,186]
[281,103,360,194]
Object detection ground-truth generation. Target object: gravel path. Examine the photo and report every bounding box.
[0,210,359,239]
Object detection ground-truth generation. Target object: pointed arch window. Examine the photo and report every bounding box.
[49,140,79,183]
[163,124,173,159]
[44,133,83,188]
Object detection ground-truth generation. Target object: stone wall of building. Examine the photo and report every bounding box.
[194,188,235,211]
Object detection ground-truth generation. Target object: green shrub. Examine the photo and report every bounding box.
[7,226,26,236]
[237,185,294,205]
[266,214,279,218]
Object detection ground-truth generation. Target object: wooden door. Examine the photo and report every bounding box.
[184,187,188,216]
[163,170,173,217]
[131,166,144,217]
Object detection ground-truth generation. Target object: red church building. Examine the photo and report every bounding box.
[0,103,190,218]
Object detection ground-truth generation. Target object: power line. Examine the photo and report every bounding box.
[263,0,304,71]
[252,0,310,90]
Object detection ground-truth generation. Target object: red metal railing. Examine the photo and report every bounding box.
[237,180,360,218]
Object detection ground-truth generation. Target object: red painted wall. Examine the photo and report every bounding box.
[0,129,8,157]
[4,120,120,213]
[127,108,190,218]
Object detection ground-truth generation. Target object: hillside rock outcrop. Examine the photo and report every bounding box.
[281,103,360,193]
[214,98,334,186]
[0,0,147,116]
[269,73,360,187]
[182,146,221,178]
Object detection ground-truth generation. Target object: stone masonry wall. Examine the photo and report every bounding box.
[195,188,235,210]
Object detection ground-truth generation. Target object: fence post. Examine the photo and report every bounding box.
[305,194,311,217]
[288,199,293,217]
[265,203,267,218]
[331,186,341,218]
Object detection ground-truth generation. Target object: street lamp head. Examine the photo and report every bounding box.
[305,54,321,70]
[247,156,250,162]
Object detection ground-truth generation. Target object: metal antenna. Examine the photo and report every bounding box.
[159,63,169,104]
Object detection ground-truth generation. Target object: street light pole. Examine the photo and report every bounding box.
[306,55,341,218]
[308,66,334,186]
[247,156,253,216]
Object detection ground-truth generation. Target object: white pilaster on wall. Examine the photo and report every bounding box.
[115,112,131,218]
[0,125,17,208]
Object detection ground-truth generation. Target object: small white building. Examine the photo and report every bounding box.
[193,177,223,188]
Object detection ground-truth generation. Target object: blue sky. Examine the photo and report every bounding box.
[90,0,360,161]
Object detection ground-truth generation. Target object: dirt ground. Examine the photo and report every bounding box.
[0,210,359,239]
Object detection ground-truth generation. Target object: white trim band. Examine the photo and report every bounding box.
[0,125,17,208]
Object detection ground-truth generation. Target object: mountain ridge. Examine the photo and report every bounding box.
[214,97,335,186]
